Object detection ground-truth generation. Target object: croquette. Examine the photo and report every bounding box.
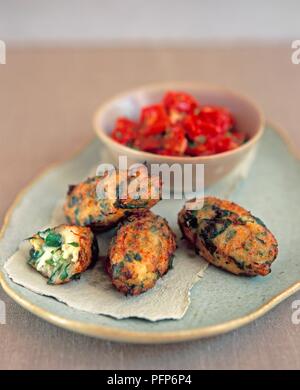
[64,170,161,231]
[27,224,98,284]
[107,211,177,295]
[178,197,278,276]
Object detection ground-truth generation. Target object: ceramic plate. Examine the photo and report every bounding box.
[0,124,299,344]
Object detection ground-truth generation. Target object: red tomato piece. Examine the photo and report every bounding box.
[214,136,239,153]
[140,104,169,135]
[133,133,163,153]
[187,132,241,156]
[199,106,234,133]
[159,125,187,156]
[183,115,219,141]
[182,115,201,139]
[111,118,137,146]
[186,136,215,156]
[163,91,199,115]
[110,91,243,157]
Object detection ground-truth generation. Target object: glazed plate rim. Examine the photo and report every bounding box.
[0,121,299,344]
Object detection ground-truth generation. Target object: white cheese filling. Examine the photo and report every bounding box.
[31,228,80,274]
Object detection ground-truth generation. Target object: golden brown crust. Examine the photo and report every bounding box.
[64,171,161,231]
[108,211,177,295]
[74,226,95,275]
[178,197,278,276]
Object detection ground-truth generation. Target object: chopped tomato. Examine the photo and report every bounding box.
[133,133,163,153]
[110,91,246,157]
[214,136,239,153]
[199,106,234,133]
[111,118,137,146]
[187,134,240,156]
[183,115,219,141]
[186,134,217,156]
[163,91,199,115]
[159,125,187,156]
[140,104,169,135]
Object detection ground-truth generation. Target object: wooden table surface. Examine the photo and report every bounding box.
[0,46,300,369]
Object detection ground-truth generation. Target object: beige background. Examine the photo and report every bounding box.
[0,46,300,369]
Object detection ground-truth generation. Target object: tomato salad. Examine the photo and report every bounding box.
[111,91,247,157]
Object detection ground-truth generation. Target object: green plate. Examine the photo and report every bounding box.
[0,124,299,344]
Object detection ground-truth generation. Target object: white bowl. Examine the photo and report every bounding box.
[93,82,264,193]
